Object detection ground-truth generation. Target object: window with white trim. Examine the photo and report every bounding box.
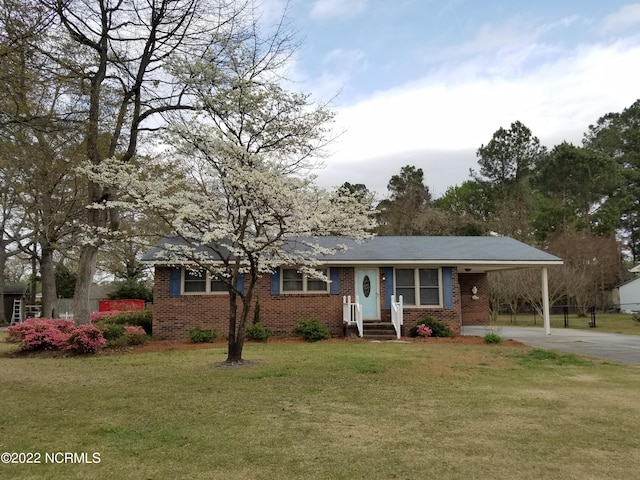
[395,268,441,306]
[182,269,227,294]
[281,268,329,293]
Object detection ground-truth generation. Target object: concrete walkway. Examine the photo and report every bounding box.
[462,325,640,365]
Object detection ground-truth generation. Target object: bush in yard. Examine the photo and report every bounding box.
[90,311,123,323]
[108,326,149,347]
[189,326,217,343]
[416,324,432,337]
[96,322,126,341]
[96,322,149,347]
[632,313,640,323]
[483,333,503,344]
[409,316,452,338]
[93,310,152,335]
[66,324,106,353]
[7,319,74,351]
[293,317,330,342]
[6,319,105,354]
[245,322,272,342]
[123,326,148,345]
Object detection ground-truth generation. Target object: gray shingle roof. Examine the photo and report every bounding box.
[311,236,561,264]
[142,235,562,269]
[0,284,28,295]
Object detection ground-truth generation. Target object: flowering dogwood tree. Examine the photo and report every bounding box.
[87,36,376,363]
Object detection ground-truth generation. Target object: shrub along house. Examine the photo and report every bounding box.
[142,236,562,341]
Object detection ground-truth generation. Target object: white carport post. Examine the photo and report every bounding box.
[541,267,551,335]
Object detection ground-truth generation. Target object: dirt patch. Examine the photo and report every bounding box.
[213,359,261,368]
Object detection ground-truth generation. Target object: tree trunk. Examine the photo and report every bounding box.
[226,287,244,363]
[72,244,99,324]
[227,337,245,363]
[29,254,37,306]
[0,238,7,324]
[225,273,255,364]
[40,243,58,319]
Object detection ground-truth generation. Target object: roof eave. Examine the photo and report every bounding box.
[143,259,564,268]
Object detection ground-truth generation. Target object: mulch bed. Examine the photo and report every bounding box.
[128,334,527,353]
[2,335,527,358]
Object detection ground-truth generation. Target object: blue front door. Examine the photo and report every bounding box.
[356,268,379,320]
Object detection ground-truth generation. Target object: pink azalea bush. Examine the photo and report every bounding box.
[66,324,106,353]
[7,319,75,351]
[122,325,148,346]
[416,324,433,338]
[7,319,105,354]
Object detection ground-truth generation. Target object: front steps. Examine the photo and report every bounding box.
[345,321,399,340]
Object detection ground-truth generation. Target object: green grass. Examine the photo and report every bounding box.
[2,336,640,479]
[495,312,640,335]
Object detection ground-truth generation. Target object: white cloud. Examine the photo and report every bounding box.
[256,0,290,26]
[316,39,640,197]
[427,15,579,64]
[600,3,640,34]
[309,0,368,20]
[323,48,365,66]
[284,48,368,103]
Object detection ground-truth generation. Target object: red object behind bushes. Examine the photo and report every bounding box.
[98,299,145,312]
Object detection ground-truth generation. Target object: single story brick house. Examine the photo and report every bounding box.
[142,236,562,340]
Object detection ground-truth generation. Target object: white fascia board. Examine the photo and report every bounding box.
[144,259,564,268]
[312,260,564,267]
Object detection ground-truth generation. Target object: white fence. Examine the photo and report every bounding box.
[342,295,363,337]
[390,294,404,339]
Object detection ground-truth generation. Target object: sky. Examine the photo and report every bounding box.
[270,0,640,199]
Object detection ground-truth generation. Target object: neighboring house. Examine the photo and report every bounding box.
[142,236,563,341]
[618,275,640,313]
[1,284,28,324]
[629,264,640,274]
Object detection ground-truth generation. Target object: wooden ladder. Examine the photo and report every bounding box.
[10,298,23,324]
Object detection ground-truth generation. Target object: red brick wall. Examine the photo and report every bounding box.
[152,266,471,340]
[250,267,355,337]
[459,273,490,326]
[379,267,462,335]
[152,267,356,340]
[153,267,235,340]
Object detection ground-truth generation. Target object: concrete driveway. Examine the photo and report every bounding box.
[462,326,640,365]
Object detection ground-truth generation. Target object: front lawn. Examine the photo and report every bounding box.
[1,336,640,479]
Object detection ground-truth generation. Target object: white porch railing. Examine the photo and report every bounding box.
[342,295,363,337]
[390,294,404,339]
